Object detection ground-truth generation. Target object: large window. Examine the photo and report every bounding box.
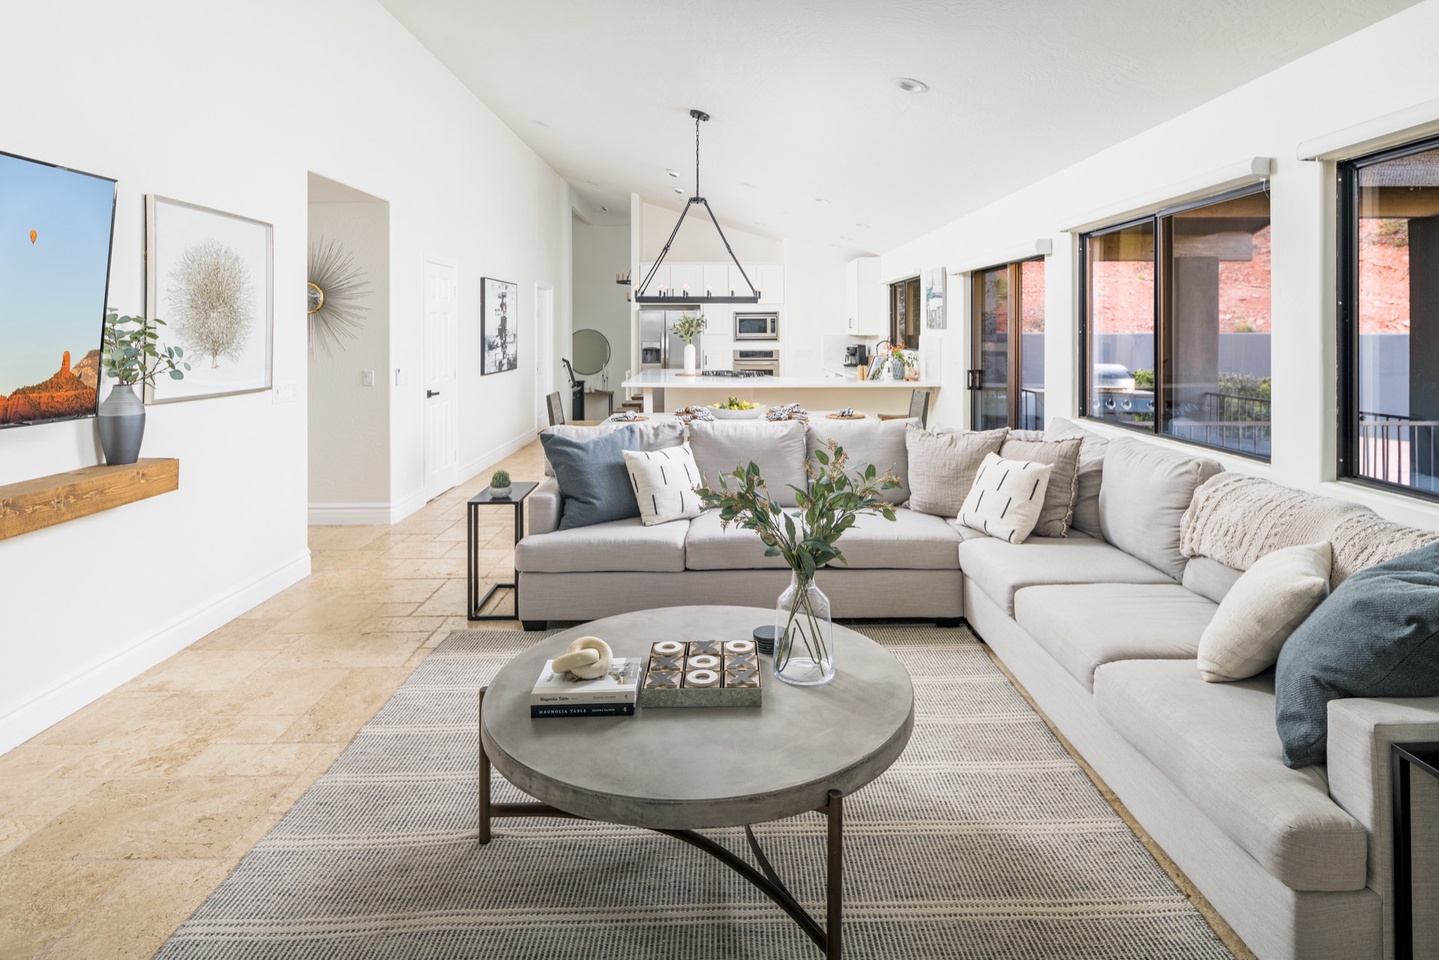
[890,276,921,347]
[970,258,1045,431]
[1082,185,1272,458]
[1340,136,1439,497]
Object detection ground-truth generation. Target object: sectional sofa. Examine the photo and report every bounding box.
[513,414,1439,960]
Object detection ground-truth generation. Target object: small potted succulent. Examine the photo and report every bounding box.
[489,469,512,499]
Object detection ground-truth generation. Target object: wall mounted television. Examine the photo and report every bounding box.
[0,149,117,429]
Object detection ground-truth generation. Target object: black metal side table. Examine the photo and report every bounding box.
[1392,740,1439,960]
[467,481,537,621]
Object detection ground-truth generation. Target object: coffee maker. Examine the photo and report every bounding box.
[844,344,868,367]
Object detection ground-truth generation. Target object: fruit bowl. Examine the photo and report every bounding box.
[709,406,765,419]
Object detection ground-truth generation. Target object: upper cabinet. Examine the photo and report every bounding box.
[667,263,704,300]
[845,257,885,335]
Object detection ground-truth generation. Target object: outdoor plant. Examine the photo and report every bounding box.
[101,309,189,387]
[698,443,898,676]
[490,469,511,487]
[672,312,706,344]
[1131,368,1156,389]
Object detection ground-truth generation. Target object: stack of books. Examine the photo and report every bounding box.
[530,658,642,718]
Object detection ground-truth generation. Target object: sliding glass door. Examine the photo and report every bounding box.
[971,259,1045,430]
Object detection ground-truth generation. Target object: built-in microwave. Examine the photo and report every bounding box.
[734,312,779,341]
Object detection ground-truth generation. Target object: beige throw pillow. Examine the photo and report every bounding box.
[905,424,1008,517]
[998,437,1082,538]
[957,453,1053,544]
[1198,542,1333,682]
[622,443,704,526]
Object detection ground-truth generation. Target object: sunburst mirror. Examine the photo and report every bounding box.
[307,237,372,355]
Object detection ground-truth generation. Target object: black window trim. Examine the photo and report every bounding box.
[1078,181,1272,461]
[1336,132,1439,503]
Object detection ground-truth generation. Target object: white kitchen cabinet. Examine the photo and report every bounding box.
[668,263,704,300]
[700,331,733,370]
[845,257,885,335]
[702,263,730,298]
[637,262,669,297]
[756,263,784,304]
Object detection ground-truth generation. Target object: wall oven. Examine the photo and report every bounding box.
[733,348,779,375]
[734,311,779,341]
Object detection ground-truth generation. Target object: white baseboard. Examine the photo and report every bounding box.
[461,429,535,485]
[0,550,312,755]
[308,502,394,525]
[387,489,427,524]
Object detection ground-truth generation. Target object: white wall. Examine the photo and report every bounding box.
[639,201,783,262]
[572,218,631,390]
[882,0,1439,531]
[0,0,569,752]
[308,196,391,513]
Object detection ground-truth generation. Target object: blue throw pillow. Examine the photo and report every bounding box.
[1275,541,1439,768]
[540,427,641,529]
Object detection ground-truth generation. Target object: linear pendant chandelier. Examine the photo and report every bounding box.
[635,109,760,304]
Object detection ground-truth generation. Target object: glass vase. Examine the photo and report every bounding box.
[773,571,835,686]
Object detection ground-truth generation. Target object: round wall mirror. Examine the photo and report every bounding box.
[572,328,611,376]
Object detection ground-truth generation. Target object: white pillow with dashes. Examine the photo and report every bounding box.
[957,452,1053,544]
[622,443,705,526]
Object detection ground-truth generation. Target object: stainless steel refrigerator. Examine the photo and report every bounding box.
[638,307,701,370]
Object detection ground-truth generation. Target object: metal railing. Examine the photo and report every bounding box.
[1358,411,1439,492]
[1164,391,1271,457]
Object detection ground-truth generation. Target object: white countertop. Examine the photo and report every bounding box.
[621,370,939,389]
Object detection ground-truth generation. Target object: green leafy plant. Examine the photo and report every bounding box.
[1131,368,1155,389]
[102,309,189,387]
[698,443,898,672]
[672,312,706,344]
[490,469,511,487]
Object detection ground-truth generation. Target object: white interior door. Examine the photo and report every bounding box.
[423,256,459,500]
[535,283,554,431]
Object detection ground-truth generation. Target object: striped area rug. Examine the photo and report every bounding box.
[155,625,1234,959]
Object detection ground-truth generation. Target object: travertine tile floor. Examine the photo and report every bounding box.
[0,442,545,960]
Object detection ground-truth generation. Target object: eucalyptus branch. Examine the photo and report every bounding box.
[102,309,190,388]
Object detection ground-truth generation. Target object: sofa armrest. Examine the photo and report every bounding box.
[1327,696,1439,957]
[527,478,562,536]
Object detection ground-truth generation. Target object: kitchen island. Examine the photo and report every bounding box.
[620,370,939,415]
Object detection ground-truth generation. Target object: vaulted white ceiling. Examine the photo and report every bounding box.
[378,0,1421,255]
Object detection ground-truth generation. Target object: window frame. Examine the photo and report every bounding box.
[1336,133,1439,502]
[1078,182,1272,461]
[969,256,1045,431]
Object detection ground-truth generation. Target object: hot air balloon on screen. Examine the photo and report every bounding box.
[29,230,37,244]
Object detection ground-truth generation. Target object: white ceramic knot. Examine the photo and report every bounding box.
[551,636,613,679]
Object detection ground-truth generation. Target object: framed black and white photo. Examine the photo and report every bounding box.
[923,266,946,330]
[145,195,273,402]
[482,276,519,375]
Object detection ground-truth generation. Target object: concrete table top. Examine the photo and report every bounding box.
[481,605,915,830]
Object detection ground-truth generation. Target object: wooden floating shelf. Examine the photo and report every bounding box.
[0,458,179,542]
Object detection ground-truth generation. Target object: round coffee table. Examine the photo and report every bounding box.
[478,605,914,959]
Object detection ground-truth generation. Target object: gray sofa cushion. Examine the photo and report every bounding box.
[541,420,685,476]
[1276,541,1439,768]
[1014,583,1216,691]
[516,517,688,573]
[1095,659,1368,893]
[997,436,1082,537]
[684,510,791,570]
[1044,417,1108,538]
[1181,556,1244,605]
[1098,437,1222,580]
[806,417,911,505]
[959,530,1172,615]
[689,419,808,507]
[827,507,962,570]
[905,424,1008,517]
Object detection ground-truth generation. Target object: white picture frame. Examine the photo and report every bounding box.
[144,195,273,402]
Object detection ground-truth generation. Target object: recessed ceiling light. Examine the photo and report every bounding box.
[673,187,684,195]
[601,205,609,212]
[666,169,680,178]
[535,120,550,128]
[839,235,852,241]
[739,181,757,188]
[894,78,929,94]
[815,197,830,204]
[855,222,870,229]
